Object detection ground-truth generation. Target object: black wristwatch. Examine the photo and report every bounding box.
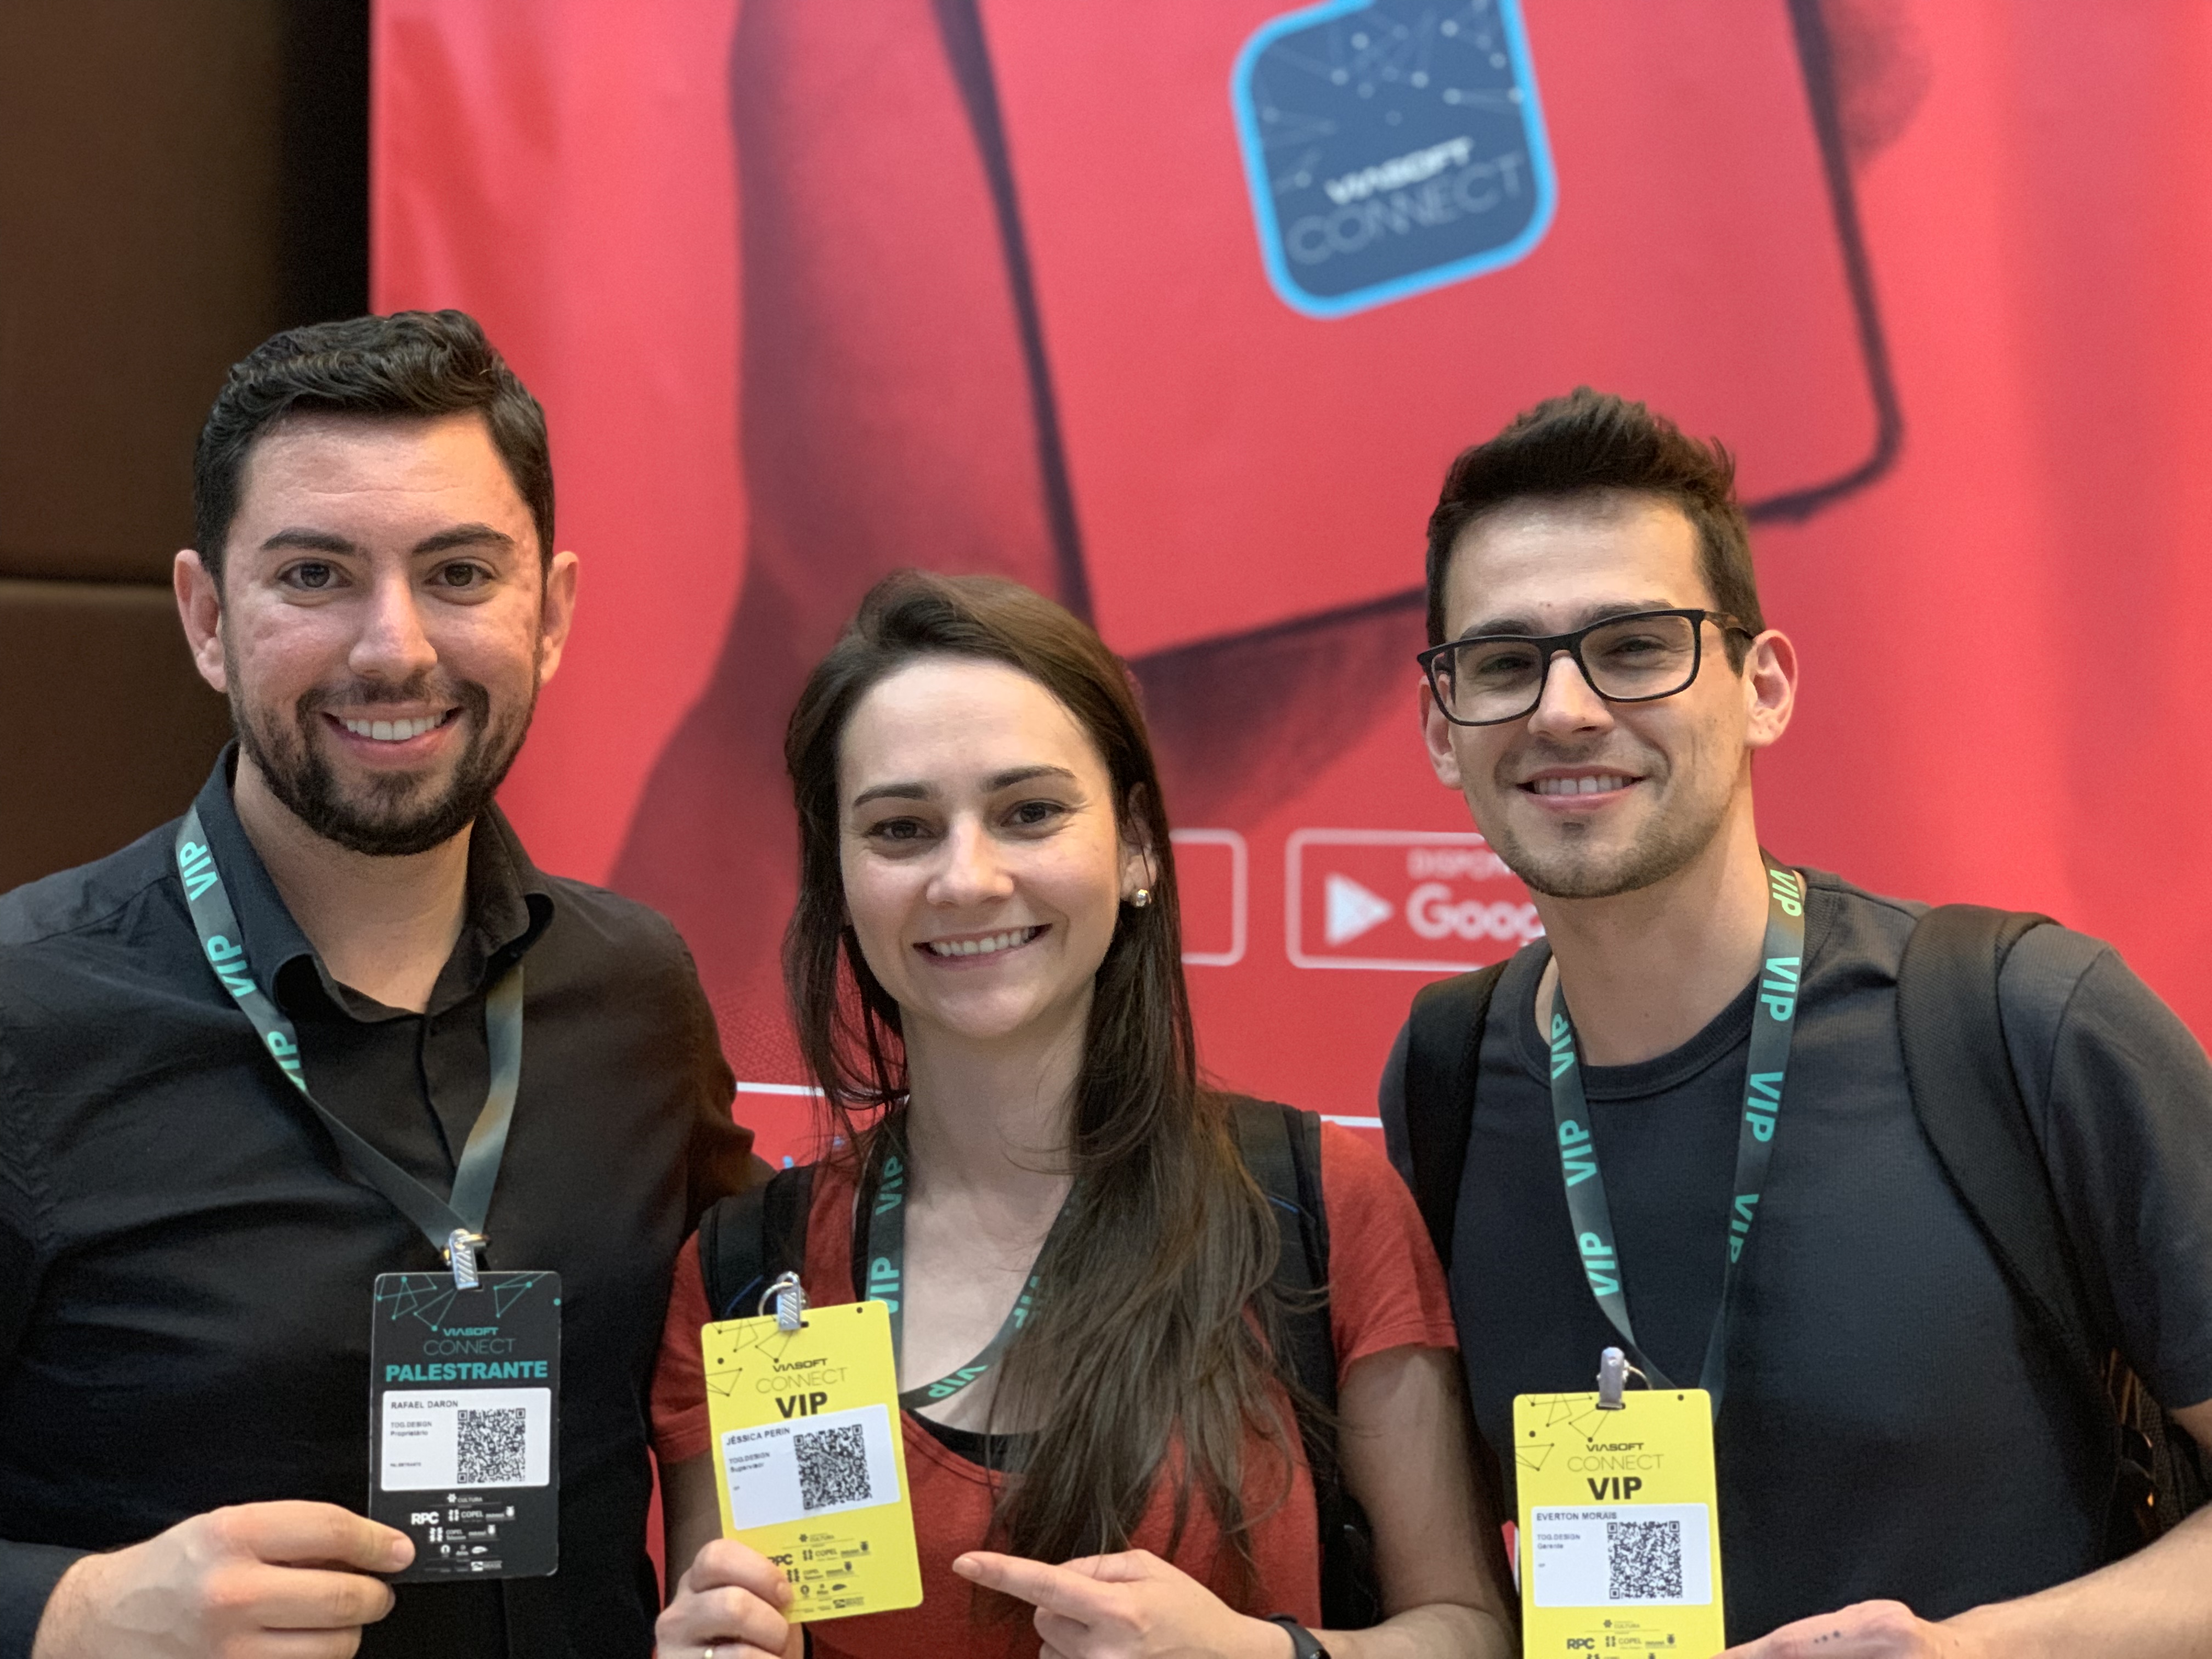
[1266,1613,1333,1659]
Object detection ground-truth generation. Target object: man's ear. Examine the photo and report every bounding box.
[174,549,228,693]
[1421,677,1465,789]
[1741,628,1798,754]
[533,549,582,684]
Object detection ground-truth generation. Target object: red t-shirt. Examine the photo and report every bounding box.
[651,1123,1454,1658]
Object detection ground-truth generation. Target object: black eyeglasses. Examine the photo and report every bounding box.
[1417,608,1752,727]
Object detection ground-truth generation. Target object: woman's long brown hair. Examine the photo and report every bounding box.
[783,571,1294,1593]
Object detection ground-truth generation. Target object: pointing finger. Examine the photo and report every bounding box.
[1052,1550,1164,1586]
[952,1551,1118,1623]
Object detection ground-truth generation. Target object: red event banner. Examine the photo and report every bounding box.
[375,1,2212,1161]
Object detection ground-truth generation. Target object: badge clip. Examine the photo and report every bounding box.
[1596,1345,1647,1410]
[445,1228,487,1290]
[759,1270,806,1332]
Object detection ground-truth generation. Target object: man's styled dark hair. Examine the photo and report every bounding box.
[193,309,554,582]
[1425,387,1763,664]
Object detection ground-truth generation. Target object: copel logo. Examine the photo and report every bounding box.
[1287,830,1543,972]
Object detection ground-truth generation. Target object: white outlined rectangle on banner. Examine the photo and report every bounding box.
[1170,828,1247,967]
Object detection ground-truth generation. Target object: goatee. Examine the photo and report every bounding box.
[232,675,533,857]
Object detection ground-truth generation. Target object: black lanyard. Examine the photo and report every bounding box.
[863,1125,1072,1413]
[175,808,523,1285]
[1547,860,1806,1417]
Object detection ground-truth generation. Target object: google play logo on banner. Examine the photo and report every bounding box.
[1286,830,1543,972]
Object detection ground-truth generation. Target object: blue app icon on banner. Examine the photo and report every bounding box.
[1232,0,1556,318]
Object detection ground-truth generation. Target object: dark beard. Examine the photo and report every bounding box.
[232,674,532,857]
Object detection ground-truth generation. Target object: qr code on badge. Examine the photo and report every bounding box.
[456,1407,528,1485]
[794,1423,871,1511]
[1606,1518,1684,1600]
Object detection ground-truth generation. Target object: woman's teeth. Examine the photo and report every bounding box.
[924,927,1043,958]
[341,714,445,742]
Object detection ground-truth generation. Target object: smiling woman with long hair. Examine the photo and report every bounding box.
[648,572,1511,1659]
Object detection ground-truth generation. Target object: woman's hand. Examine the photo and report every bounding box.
[654,1537,802,1659]
[953,1548,1290,1659]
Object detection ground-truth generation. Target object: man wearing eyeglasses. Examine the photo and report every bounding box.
[1381,388,2212,1654]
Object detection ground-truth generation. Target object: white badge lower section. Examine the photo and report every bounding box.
[720,1402,902,1531]
[380,1387,554,1491]
[1530,1503,1714,1607]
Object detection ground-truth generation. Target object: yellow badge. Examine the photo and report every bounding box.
[1512,1386,1725,1657]
[701,1299,923,1622]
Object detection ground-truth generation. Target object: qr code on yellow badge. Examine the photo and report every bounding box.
[721,1404,899,1529]
[793,1422,871,1509]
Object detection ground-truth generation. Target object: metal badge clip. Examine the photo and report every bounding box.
[446,1228,487,1290]
[758,1270,806,1332]
[1596,1345,1647,1410]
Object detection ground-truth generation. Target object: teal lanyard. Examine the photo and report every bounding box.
[1548,860,1806,1417]
[863,1125,1070,1413]
[174,808,524,1283]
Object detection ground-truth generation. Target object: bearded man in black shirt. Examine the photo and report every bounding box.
[1383,389,2212,1654]
[0,311,755,1657]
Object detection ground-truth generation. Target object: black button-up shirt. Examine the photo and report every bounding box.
[0,751,755,1657]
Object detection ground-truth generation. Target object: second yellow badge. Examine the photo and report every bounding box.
[701,1293,923,1621]
[1513,1376,1725,1657]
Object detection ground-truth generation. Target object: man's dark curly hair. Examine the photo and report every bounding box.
[1425,387,1763,666]
[194,309,552,582]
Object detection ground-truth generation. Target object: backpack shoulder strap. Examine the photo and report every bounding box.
[1230,1097,1383,1627]
[1232,1098,1335,1410]
[699,1163,817,1323]
[1897,905,2099,1377]
[1403,962,1509,1267]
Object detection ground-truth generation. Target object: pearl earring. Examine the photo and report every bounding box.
[1128,888,1153,909]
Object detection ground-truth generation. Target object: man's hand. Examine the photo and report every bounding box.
[953,1548,1291,1659]
[30,1501,412,1658]
[1717,1599,1981,1659]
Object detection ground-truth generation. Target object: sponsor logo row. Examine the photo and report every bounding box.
[1172,829,1542,973]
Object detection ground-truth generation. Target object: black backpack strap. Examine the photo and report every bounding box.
[1403,963,1509,1266]
[1899,903,2212,1548]
[1231,1099,1379,1628]
[1897,905,2097,1378]
[699,1163,817,1322]
[1234,1100,1336,1410]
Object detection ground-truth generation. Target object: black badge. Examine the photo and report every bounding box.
[368,1271,563,1581]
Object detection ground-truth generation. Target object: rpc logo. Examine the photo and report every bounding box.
[1287,830,1542,972]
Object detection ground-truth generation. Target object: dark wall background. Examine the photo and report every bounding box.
[0,0,368,890]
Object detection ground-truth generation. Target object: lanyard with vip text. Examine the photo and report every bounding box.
[863,1123,1073,1412]
[1547,860,1806,1417]
[174,806,523,1286]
